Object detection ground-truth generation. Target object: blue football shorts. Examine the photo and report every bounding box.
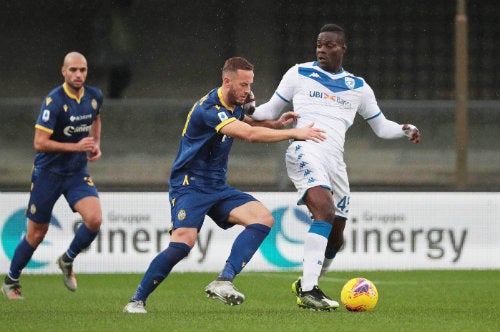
[169,182,257,231]
[26,167,99,224]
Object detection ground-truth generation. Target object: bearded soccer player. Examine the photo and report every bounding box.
[123,57,326,313]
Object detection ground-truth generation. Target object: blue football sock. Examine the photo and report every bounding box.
[132,242,190,303]
[66,223,99,259]
[219,223,271,281]
[8,237,35,280]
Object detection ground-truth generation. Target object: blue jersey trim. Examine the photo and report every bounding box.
[275,91,289,103]
[365,111,382,121]
[298,67,364,93]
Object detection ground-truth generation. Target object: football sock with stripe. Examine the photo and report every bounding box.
[132,241,190,303]
[66,223,99,260]
[218,223,271,281]
[301,220,332,292]
[7,236,36,280]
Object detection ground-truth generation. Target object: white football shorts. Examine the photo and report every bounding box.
[285,140,351,219]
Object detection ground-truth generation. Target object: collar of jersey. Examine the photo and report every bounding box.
[312,62,345,75]
[63,83,84,104]
[217,87,234,112]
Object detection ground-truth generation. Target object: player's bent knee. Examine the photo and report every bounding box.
[26,220,49,247]
[259,212,274,227]
[26,231,46,247]
[171,227,197,248]
[84,215,102,231]
[248,205,274,227]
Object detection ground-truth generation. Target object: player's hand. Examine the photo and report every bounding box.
[77,137,96,152]
[87,145,102,162]
[295,123,326,142]
[277,111,300,128]
[242,91,255,115]
[403,124,421,144]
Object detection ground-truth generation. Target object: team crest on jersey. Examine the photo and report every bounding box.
[42,109,50,122]
[91,99,98,110]
[63,104,68,112]
[177,209,186,221]
[45,97,52,106]
[217,112,228,122]
[345,77,355,89]
[30,204,37,215]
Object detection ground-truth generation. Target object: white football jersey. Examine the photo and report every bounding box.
[255,61,382,152]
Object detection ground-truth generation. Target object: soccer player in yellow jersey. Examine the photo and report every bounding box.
[2,52,103,300]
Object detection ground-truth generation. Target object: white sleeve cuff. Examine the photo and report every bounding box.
[367,113,405,139]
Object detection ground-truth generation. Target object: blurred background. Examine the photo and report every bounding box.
[0,0,498,191]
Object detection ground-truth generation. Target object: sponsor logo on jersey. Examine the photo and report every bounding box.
[309,72,321,78]
[45,97,52,106]
[70,114,92,122]
[308,91,352,109]
[63,124,92,136]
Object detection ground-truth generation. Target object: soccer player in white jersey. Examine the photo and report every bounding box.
[251,23,421,311]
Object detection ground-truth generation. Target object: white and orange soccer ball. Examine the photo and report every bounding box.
[340,277,378,312]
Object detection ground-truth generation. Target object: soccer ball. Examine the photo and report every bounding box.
[340,277,378,311]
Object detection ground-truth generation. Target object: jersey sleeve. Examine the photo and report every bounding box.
[357,81,383,121]
[35,96,61,134]
[204,106,237,133]
[356,81,405,139]
[274,64,299,102]
[94,88,104,116]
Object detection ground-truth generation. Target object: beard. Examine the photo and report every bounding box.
[67,80,84,91]
[228,86,244,106]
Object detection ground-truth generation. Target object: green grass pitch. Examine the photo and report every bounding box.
[1,270,498,332]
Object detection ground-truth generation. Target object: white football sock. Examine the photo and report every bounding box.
[301,232,328,292]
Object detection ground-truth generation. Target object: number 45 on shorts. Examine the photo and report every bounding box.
[336,195,350,213]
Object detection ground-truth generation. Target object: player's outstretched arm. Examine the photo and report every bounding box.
[368,113,421,143]
[244,111,299,129]
[221,119,325,143]
[251,92,289,121]
[292,123,326,142]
